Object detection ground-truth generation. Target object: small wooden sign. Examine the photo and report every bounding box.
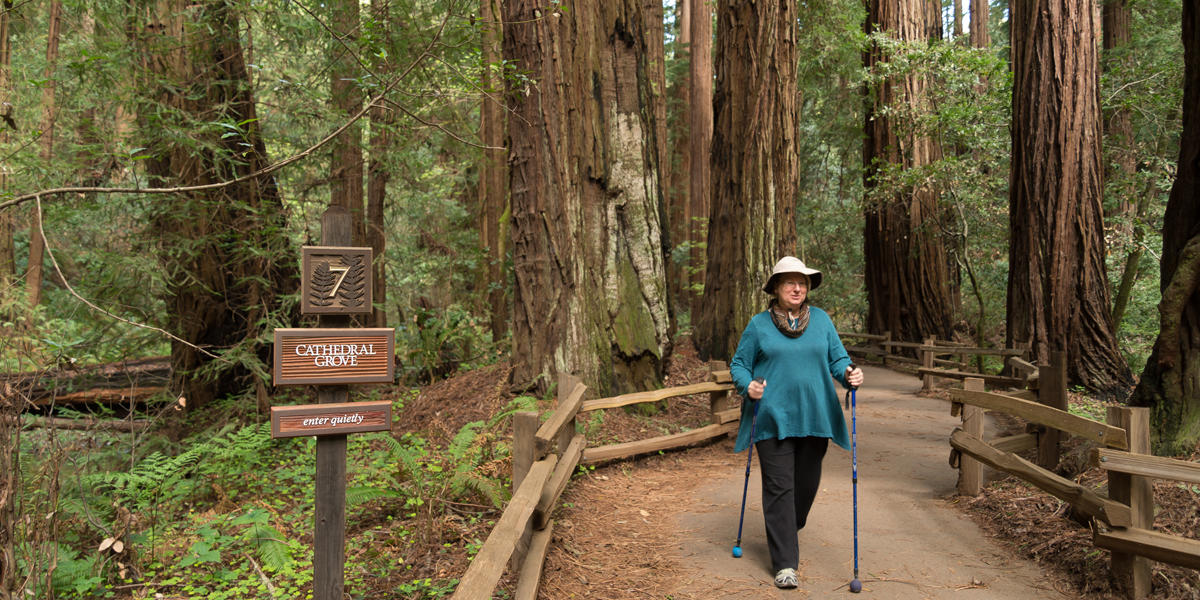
[271,400,392,438]
[301,246,373,315]
[273,328,395,385]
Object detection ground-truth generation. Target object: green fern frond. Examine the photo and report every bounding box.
[449,471,507,509]
[345,485,403,506]
[448,421,483,462]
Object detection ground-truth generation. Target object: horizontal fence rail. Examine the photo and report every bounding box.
[937,352,1199,600]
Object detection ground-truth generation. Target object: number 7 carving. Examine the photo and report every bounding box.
[326,265,350,298]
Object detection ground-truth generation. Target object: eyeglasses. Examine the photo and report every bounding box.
[778,280,808,290]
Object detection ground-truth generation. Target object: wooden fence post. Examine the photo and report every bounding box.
[557,373,583,453]
[1036,351,1067,469]
[921,338,934,392]
[1107,406,1152,599]
[881,331,892,367]
[957,377,985,496]
[511,411,539,571]
[708,361,729,426]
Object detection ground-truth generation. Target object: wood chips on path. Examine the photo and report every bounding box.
[538,365,1070,599]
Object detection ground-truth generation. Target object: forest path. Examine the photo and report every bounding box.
[540,364,1069,599]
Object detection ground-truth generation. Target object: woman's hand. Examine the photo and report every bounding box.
[846,366,864,388]
[748,378,766,400]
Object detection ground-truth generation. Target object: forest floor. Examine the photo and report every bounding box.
[413,337,1200,600]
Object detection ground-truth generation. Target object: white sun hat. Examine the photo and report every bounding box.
[763,256,823,293]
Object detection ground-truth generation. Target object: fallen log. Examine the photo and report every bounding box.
[3,415,150,432]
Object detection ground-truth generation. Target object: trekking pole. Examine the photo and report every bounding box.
[847,364,862,593]
[732,377,764,558]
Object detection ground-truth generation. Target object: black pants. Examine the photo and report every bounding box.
[756,436,829,572]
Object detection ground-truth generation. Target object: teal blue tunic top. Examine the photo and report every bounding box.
[730,306,852,452]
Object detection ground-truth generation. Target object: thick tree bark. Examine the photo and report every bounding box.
[0,0,13,291]
[135,0,298,409]
[478,0,507,342]
[331,0,365,246]
[1007,0,1132,396]
[688,0,713,322]
[1129,1,1200,454]
[26,0,62,310]
[504,0,671,395]
[695,0,798,361]
[863,0,956,345]
[969,0,990,48]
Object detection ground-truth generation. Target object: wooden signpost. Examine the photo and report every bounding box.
[273,328,395,385]
[270,207,391,600]
[271,400,392,438]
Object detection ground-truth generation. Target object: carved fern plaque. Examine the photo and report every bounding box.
[300,246,373,314]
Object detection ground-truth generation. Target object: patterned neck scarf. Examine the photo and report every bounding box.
[769,299,810,338]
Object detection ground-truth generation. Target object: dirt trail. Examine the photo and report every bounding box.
[541,364,1068,599]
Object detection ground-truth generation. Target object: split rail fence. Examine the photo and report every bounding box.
[943,352,1200,599]
[842,331,1033,390]
[449,363,738,600]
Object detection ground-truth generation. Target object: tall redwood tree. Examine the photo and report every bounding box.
[1130,1,1200,454]
[862,0,956,344]
[1007,0,1132,395]
[503,0,671,395]
[135,0,298,409]
[695,0,798,362]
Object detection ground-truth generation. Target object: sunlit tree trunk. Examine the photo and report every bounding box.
[26,0,62,310]
[134,0,298,409]
[504,0,671,395]
[331,0,365,246]
[688,0,713,321]
[1130,1,1200,454]
[478,0,507,342]
[863,0,956,344]
[0,0,13,291]
[1007,0,1132,396]
[695,0,798,361]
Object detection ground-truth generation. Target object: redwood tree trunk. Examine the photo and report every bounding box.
[969,0,990,48]
[688,0,713,321]
[863,0,956,344]
[478,0,507,342]
[695,0,798,361]
[1007,0,1132,396]
[1129,1,1200,454]
[504,0,671,395]
[135,0,298,409]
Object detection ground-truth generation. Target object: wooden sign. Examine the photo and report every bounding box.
[271,400,392,438]
[273,328,395,385]
[301,246,373,314]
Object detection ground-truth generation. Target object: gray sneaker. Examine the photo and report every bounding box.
[774,568,798,589]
